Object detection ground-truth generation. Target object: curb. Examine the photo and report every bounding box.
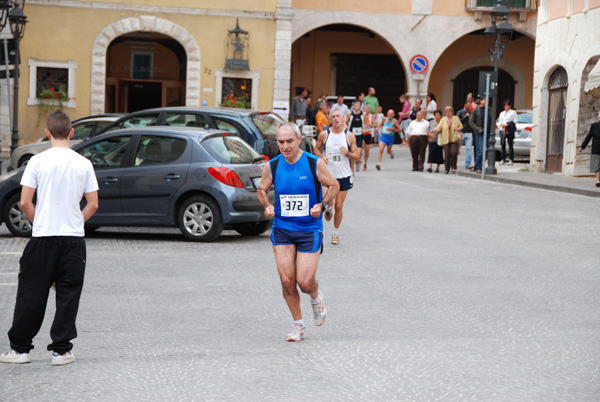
[457,171,600,198]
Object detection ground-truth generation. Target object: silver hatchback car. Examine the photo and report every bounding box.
[9,114,123,170]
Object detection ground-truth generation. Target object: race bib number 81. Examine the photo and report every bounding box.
[280,194,310,217]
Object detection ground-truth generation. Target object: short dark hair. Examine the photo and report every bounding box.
[503,99,513,107]
[434,109,443,116]
[47,110,72,140]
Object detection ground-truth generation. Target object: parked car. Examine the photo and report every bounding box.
[8,114,124,170]
[93,107,314,159]
[494,109,533,160]
[1,126,274,242]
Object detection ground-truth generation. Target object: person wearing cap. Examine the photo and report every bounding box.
[578,112,600,187]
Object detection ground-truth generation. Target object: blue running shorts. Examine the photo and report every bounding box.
[271,227,323,253]
[337,176,353,191]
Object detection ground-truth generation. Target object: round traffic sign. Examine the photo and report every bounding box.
[410,55,429,74]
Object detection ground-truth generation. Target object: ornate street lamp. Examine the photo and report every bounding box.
[484,0,513,175]
[8,2,26,155]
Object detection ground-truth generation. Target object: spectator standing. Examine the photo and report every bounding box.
[315,92,330,115]
[290,87,308,124]
[315,102,329,133]
[427,110,444,173]
[305,95,316,126]
[363,87,379,120]
[435,106,463,174]
[457,101,474,169]
[469,97,492,174]
[330,95,350,119]
[498,100,519,165]
[426,93,437,121]
[406,110,430,171]
[398,94,411,147]
[578,112,600,187]
[409,98,423,122]
[0,110,99,366]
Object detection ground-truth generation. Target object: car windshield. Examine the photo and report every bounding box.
[518,112,533,124]
[202,135,261,164]
[250,112,284,140]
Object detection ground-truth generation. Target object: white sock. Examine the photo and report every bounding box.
[294,319,305,327]
[333,228,340,235]
[311,294,321,304]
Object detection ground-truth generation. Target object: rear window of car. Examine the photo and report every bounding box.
[518,112,533,124]
[201,136,261,164]
[250,112,285,140]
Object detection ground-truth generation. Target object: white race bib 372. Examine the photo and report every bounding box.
[280,194,310,217]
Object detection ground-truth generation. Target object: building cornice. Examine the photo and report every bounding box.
[27,0,276,20]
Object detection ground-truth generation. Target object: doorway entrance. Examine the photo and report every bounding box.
[546,67,568,173]
[105,32,186,113]
[452,67,515,113]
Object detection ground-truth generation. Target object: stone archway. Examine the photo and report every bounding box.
[90,16,201,114]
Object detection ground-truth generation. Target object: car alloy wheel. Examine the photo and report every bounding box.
[178,195,223,242]
[3,193,32,237]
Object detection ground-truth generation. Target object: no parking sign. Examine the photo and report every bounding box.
[410,55,429,74]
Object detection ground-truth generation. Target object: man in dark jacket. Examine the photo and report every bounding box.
[469,97,492,173]
[578,112,600,187]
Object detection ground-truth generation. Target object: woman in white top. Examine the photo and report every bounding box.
[498,100,519,165]
[426,93,437,121]
[406,111,430,171]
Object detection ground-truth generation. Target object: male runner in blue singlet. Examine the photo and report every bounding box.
[257,123,340,342]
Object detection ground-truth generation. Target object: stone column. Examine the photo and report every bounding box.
[274,0,293,121]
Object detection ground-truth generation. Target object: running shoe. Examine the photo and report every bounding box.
[363,163,367,171]
[507,160,513,166]
[390,152,395,159]
[51,351,75,366]
[286,324,306,342]
[331,234,340,245]
[324,206,333,222]
[376,163,381,171]
[0,350,30,364]
[311,291,327,326]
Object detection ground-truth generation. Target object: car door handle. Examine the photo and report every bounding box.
[164,174,181,181]
[103,177,119,184]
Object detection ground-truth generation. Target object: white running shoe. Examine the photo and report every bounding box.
[0,350,31,364]
[286,324,306,342]
[51,351,75,366]
[311,291,327,326]
[331,233,340,245]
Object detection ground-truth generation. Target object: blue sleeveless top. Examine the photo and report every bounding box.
[270,152,322,232]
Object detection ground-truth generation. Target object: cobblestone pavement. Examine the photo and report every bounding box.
[1,147,599,401]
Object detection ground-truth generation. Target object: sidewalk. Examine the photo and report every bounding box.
[454,150,600,198]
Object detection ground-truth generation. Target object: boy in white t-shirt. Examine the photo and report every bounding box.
[0,110,99,366]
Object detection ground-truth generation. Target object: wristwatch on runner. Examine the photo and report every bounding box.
[321,202,328,210]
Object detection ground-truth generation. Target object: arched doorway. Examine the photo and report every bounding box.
[105,32,187,113]
[291,24,406,112]
[546,67,568,172]
[452,67,515,112]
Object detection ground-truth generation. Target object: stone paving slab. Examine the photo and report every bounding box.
[0,146,599,401]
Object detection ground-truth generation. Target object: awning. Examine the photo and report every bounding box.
[584,59,600,98]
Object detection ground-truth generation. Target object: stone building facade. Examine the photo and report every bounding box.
[531,0,600,175]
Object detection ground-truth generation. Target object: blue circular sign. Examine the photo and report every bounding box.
[410,55,429,74]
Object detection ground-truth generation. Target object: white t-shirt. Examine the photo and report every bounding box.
[498,109,518,130]
[426,100,437,120]
[20,147,99,237]
[324,129,353,179]
[331,103,350,118]
[407,119,430,136]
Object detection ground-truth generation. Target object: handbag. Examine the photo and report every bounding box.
[437,134,443,147]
